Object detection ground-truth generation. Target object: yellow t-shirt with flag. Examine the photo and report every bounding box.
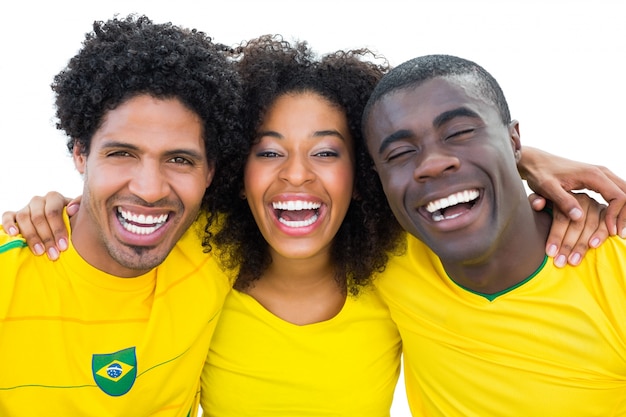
[0,215,230,416]
[378,234,626,416]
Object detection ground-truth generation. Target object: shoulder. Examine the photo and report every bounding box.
[587,235,626,276]
[380,235,442,279]
[157,218,231,297]
[0,228,27,255]
[0,228,31,269]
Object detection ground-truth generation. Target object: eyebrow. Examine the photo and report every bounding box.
[100,140,205,161]
[433,107,481,128]
[378,129,414,155]
[314,130,346,141]
[377,107,481,154]
[256,129,347,141]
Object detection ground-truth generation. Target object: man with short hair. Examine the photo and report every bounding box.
[363,54,626,416]
[0,14,244,415]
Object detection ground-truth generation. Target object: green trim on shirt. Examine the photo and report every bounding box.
[0,239,27,254]
[451,255,548,301]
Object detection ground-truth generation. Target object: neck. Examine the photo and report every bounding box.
[70,208,149,278]
[244,250,346,325]
[441,209,552,295]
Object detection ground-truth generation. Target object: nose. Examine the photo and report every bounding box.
[128,160,171,203]
[412,147,460,182]
[279,154,315,186]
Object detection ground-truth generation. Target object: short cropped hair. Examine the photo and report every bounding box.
[363,54,511,127]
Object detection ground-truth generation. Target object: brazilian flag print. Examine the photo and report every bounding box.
[92,347,137,396]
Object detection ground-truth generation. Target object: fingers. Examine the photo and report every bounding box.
[535,179,584,221]
[617,211,626,240]
[67,201,80,216]
[572,165,626,236]
[594,166,626,237]
[519,147,626,233]
[13,196,54,257]
[66,195,82,217]
[11,192,71,260]
[545,206,573,267]
[528,193,547,212]
[1,211,20,236]
[546,193,608,268]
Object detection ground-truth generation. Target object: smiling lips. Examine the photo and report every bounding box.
[117,207,169,235]
[272,200,321,228]
[425,189,479,222]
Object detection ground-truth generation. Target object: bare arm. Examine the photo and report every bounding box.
[519,146,626,235]
[518,146,625,267]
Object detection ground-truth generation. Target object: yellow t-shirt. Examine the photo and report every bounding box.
[378,235,626,416]
[0,216,230,416]
[201,287,401,416]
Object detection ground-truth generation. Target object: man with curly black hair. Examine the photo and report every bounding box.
[0,14,245,415]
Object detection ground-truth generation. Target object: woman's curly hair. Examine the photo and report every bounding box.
[52,14,247,229]
[209,35,405,294]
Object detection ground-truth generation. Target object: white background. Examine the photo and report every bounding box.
[1,1,624,415]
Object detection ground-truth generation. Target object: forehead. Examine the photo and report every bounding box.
[261,92,351,139]
[95,95,204,146]
[366,77,497,147]
[264,92,346,122]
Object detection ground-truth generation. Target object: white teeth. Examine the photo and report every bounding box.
[425,189,479,213]
[272,200,321,228]
[125,224,159,235]
[272,201,321,211]
[278,213,319,228]
[431,211,463,222]
[117,208,169,235]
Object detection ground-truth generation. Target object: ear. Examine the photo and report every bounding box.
[508,120,522,162]
[72,142,87,174]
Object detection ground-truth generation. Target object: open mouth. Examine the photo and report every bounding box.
[272,200,321,228]
[424,189,480,222]
[117,207,169,235]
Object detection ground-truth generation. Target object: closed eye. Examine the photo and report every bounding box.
[447,128,475,139]
[386,147,415,162]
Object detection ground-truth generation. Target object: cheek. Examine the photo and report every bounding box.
[379,169,408,209]
[170,172,211,208]
[85,164,126,195]
[323,165,355,208]
[243,161,273,206]
[375,166,395,192]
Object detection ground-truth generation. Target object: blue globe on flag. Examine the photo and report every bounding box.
[107,363,123,378]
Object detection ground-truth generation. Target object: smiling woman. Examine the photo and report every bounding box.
[198,35,406,416]
[243,92,356,266]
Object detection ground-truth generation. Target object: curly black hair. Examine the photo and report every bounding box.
[52,14,247,231]
[208,35,405,294]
